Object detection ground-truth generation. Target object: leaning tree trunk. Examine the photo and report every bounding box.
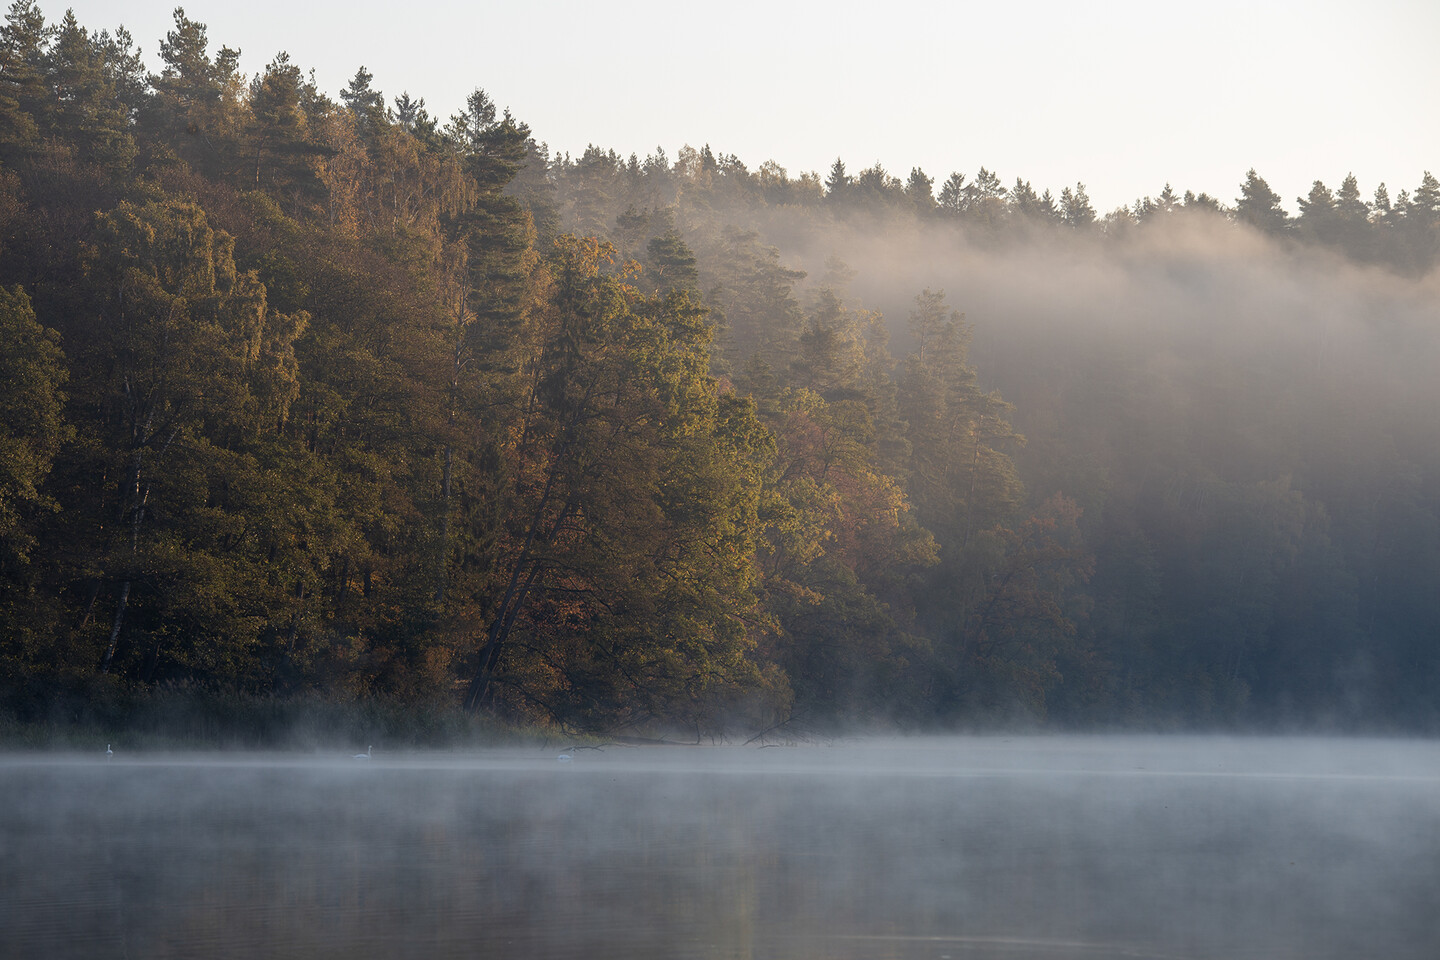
[99,581,130,675]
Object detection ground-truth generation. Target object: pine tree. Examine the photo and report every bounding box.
[339,65,387,140]
[645,232,699,294]
[1295,180,1337,245]
[0,285,68,567]
[824,157,850,201]
[45,12,136,169]
[905,167,935,215]
[0,0,50,155]
[1060,183,1095,228]
[1235,168,1289,234]
[461,237,775,730]
[937,172,967,216]
[145,8,243,175]
[964,167,1008,230]
[247,52,313,194]
[1332,173,1371,260]
[76,199,311,678]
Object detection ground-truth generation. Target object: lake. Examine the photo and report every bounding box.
[2,736,1437,959]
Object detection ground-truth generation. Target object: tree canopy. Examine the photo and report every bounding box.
[2,4,1439,735]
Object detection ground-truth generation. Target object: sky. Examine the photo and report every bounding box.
[65,0,1440,213]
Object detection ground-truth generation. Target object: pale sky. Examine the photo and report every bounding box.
[65,0,1440,213]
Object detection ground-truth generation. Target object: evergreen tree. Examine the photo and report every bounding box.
[45,11,136,169]
[1332,173,1371,260]
[145,8,243,175]
[1009,178,1045,220]
[461,237,777,729]
[247,52,314,194]
[94,25,146,122]
[964,167,1008,230]
[0,285,68,567]
[71,199,311,679]
[1135,184,1180,221]
[1235,168,1289,234]
[645,232,699,294]
[390,91,435,138]
[824,157,850,201]
[792,290,866,401]
[905,166,935,215]
[1059,183,1095,227]
[339,65,386,139]
[852,162,903,210]
[1295,179,1337,244]
[1183,190,1223,213]
[937,172,967,216]
[0,0,50,155]
[702,227,806,375]
[1393,171,1440,273]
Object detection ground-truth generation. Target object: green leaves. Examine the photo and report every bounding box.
[460,235,780,731]
[0,285,68,564]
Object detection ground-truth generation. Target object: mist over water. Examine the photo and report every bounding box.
[4,737,1438,959]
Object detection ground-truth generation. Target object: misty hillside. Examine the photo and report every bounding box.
[1,5,1438,734]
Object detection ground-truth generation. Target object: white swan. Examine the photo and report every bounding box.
[353,746,372,760]
[105,744,113,760]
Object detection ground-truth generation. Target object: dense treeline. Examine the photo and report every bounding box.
[536,145,1440,278]
[1,5,1436,735]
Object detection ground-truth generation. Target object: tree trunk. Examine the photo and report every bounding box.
[287,581,305,650]
[461,448,583,714]
[462,560,542,712]
[100,427,149,674]
[435,443,452,603]
[100,580,130,674]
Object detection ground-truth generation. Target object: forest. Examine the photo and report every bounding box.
[1,3,1438,737]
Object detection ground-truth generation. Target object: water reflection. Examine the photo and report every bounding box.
[2,737,1437,959]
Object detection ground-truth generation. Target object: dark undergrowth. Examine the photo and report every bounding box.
[0,678,554,752]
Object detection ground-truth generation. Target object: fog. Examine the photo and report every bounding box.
[822,212,1440,517]
[5,736,1439,959]
[777,213,1440,427]
[687,193,1440,526]
[706,206,1440,727]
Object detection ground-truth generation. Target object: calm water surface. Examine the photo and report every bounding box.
[2,736,1438,959]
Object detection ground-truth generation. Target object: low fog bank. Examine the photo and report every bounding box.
[5,735,1439,959]
[804,214,1440,417]
[7,730,1440,774]
[830,214,1440,522]
[772,212,1440,729]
